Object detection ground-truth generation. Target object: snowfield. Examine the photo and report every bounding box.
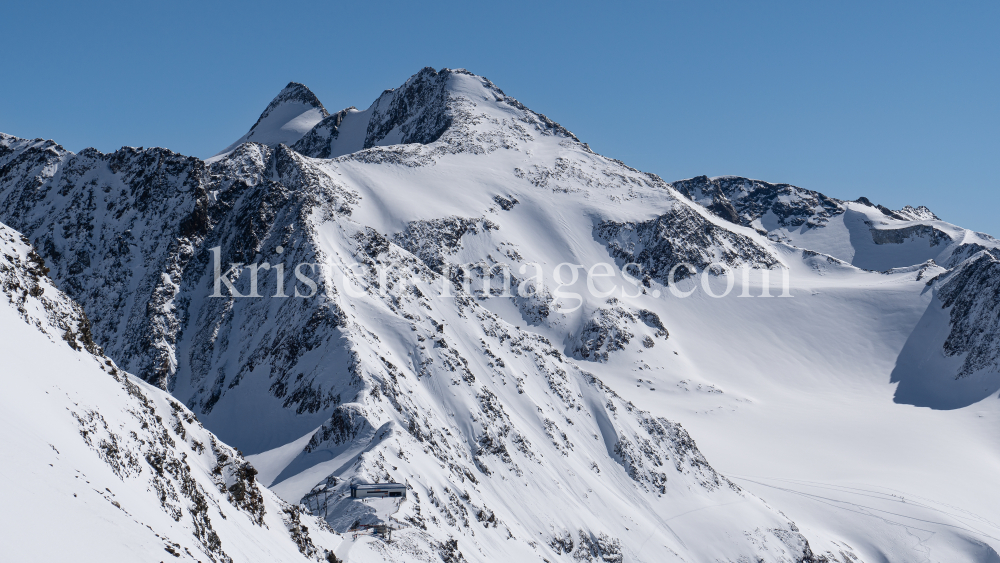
[1,67,999,562]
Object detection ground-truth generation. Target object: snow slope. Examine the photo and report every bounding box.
[2,67,1000,562]
[215,82,330,159]
[892,248,1000,409]
[0,222,343,562]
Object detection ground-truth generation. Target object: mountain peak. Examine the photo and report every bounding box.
[213,81,330,158]
[292,66,580,159]
[215,67,581,160]
[254,82,328,127]
[895,204,939,221]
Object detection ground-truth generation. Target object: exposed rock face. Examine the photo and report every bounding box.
[305,404,375,451]
[870,224,952,246]
[891,248,1000,410]
[292,107,355,159]
[570,300,669,362]
[0,135,211,388]
[392,216,499,274]
[0,224,101,356]
[672,175,844,228]
[946,243,1000,268]
[292,67,581,161]
[937,250,1000,378]
[572,300,637,362]
[248,82,330,137]
[595,204,779,285]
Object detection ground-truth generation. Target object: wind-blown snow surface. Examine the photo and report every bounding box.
[2,67,1000,562]
[0,222,343,562]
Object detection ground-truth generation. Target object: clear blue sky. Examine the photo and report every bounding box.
[2,1,997,235]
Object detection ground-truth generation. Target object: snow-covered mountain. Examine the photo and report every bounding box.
[216,82,330,158]
[2,67,1000,562]
[893,246,1000,409]
[672,174,997,270]
[0,222,343,562]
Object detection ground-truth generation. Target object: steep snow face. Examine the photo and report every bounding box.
[215,82,330,158]
[892,248,1000,408]
[0,221,342,562]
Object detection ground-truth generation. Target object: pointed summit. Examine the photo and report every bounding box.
[214,82,329,157]
[292,67,580,158]
[259,82,326,117]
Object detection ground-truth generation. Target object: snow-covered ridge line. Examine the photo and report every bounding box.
[215,81,331,158]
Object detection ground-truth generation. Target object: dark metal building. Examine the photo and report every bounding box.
[350,482,406,499]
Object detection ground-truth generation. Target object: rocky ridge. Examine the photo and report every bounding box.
[0,220,342,562]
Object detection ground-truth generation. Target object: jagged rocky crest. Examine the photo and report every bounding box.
[672,175,844,229]
[292,67,581,161]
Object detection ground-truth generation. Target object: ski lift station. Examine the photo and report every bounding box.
[350,482,407,499]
